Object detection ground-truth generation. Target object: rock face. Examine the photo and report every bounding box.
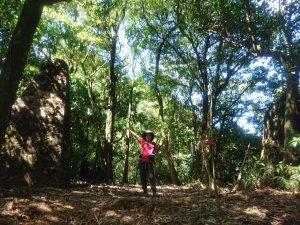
[0,59,70,187]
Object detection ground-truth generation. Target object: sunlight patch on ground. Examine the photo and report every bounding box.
[29,202,52,213]
[1,184,299,224]
[244,206,267,217]
[71,190,88,194]
[44,215,61,223]
[105,210,119,217]
[51,201,74,210]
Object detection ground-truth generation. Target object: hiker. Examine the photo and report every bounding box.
[127,128,158,197]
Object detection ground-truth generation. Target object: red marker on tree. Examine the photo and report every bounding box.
[204,140,215,146]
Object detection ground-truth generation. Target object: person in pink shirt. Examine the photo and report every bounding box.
[127,128,158,197]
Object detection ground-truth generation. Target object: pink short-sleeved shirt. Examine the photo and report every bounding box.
[138,137,158,157]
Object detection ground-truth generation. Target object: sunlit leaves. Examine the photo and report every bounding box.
[0,0,24,65]
[1,0,295,184]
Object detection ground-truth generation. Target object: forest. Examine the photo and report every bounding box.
[0,0,299,224]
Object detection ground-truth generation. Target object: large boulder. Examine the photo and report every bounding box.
[0,59,70,187]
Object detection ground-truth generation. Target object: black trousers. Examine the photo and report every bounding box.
[138,160,156,194]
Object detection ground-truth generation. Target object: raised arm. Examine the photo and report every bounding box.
[127,128,140,140]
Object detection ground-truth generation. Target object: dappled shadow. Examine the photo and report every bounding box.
[0,184,299,224]
[0,59,69,187]
[223,189,300,225]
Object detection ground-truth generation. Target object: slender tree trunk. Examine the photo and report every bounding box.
[61,61,71,186]
[122,132,130,184]
[153,31,181,186]
[231,143,250,193]
[122,73,135,184]
[104,117,114,182]
[192,112,203,180]
[242,0,259,53]
[101,2,126,182]
[165,133,182,185]
[207,96,215,191]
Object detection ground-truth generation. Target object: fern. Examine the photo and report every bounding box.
[274,163,300,189]
[288,134,300,152]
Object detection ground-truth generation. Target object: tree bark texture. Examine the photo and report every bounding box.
[61,60,71,186]
[262,94,285,165]
[122,78,134,184]
[165,137,182,186]
[0,0,44,149]
[243,0,300,163]
[283,71,300,163]
[242,0,259,53]
[103,32,118,183]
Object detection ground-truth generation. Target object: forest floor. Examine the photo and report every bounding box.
[0,183,299,225]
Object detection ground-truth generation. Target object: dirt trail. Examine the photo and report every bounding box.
[0,184,299,224]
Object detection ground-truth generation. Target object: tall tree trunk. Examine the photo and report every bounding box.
[242,0,260,53]
[0,0,67,150]
[103,30,118,183]
[203,95,218,196]
[275,2,300,162]
[122,129,130,184]
[192,110,203,180]
[61,62,71,186]
[101,4,126,182]
[122,70,135,184]
[165,133,182,185]
[0,0,44,149]
[152,27,181,185]
[243,0,300,163]
[283,70,300,163]
[104,115,114,183]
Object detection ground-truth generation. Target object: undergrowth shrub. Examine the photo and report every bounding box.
[274,162,300,190]
[240,156,265,189]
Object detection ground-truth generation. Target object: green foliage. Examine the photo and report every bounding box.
[275,162,300,190]
[17,64,39,96]
[156,157,173,184]
[2,0,297,187]
[69,74,106,178]
[240,156,265,189]
[288,135,300,151]
[174,154,194,183]
[0,0,23,59]
[217,123,262,184]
